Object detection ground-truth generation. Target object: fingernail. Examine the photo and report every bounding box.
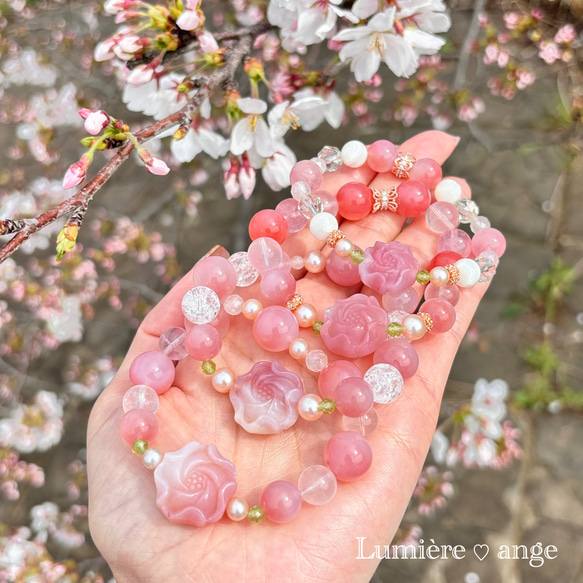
[196,245,229,264]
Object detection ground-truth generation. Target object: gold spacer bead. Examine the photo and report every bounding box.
[132,439,148,455]
[444,264,461,285]
[326,229,346,248]
[285,294,304,312]
[418,312,434,332]
[247,505,265,523]
[391,152,416,179]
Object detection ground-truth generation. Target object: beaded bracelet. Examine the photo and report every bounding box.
[118,136,506,527]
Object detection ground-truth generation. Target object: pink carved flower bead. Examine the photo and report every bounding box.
[320,294,388,358]
[154,441,237,527]
[230,361,304,434]
[129,351,175,395]
[359,241,420,296]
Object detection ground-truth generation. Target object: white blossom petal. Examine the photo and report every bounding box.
[367,8,396,31]
[237,97,267,115]
[230,118,254,155]
[171,130,202,163]
[381,34,418,77]
[197,128,227,159]
[253,118,276,158]
[403,28,445,55]
[352,0,380,20]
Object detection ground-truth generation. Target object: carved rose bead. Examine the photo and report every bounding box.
[320,294,388,358]
[359,241,420,296]
[154,441,237,527]
[230,361,305,434]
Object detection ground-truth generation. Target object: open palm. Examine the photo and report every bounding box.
[88,131,489,583]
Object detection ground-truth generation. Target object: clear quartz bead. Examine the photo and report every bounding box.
[342,409,379,437]
[455,198,480,224]
[311,157,327,173]
[298,465,337,505]
[364,364,404,404]
[159,327,188,360]
[470,215,491,234]
[317,145,342,172]
[298,194,323,219]
[306,349,328,372]
[291,255,304,270]
[224,294,244,315]
[229,252,259,287]
[475,254,497,282]
[386,310,408,324]
[291,181,311,201]
[123,385,160,413]
[182,286,220,324]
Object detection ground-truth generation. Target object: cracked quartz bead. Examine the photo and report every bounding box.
[364,363,404,404]
[229,252,259,287]
[455,198,480,224]
[182,286,220,325]
[318,145,342,172]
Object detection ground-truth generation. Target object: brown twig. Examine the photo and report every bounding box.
[0,27,259,265]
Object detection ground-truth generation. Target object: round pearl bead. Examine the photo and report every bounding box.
[298,393,323,421]
[455,258,482,287]
[242,298,263,320]
[434,178,462,203]
[341,140,368,168]
[401,314,427,341]
[226,497,249,521]
[289,338,310,360]
[335,238,354,258]
[142,447,162,470]
[430,266,450,286]
[211,367,236,393]
[309,212,338,240]
[294,302,318,328]
[304,250,326,273]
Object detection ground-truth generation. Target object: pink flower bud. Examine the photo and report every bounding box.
[94,38,116,62]
[63,154,91,190]
[197,30,219,53]
[84,110,110,135]
[78,108,92,119]
[224,172,241,200]
[238,166,256,199]
[176,10,200,31]
[127,64,154,86]
[138,149,170,176]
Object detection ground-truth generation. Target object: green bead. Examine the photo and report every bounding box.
[350,249,365,264]
[387,322,403,337]
[416,269,431,285]
[201,360,216,375]
[312,321,323,335]
[247,505,265,523]
[318,398,336,415]
[132,439,148,455]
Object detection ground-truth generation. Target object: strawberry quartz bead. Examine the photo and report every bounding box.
[335,377,374,417]
[409,158,442,189]
[249,209,288,244]
[373,338,419,378]
[259,269,296,305]
[337,182,373,221]
[185,324,222,361]
[429,251,463,270]
[253,305,299,352]
[396,181,431,217]
[130,351,175,395]
[324,431,372,482]
[120,408,158,444]
[424,283,460,306]
[326,247,362,286]
[420,298,456,333]
[367,140,398,172]
[437,229,472,257]
[193,256,237,299]
[290,160,323,192]
[471,227,506,257]
[260,480,302,524]
[318,360,362,400]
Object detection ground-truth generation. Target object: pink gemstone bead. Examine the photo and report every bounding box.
[248,237,283,274]
[130,351,175,395]
[259,269,296,305]
[185,324,222,361]
[326,247,362,286]
[209,308,230,337]
[119,408,158,444]
[290,160,323,192]
[396,181,431,217]
[335,377,374,417]
[424,283,460,306]
[382,287,419,313]
[324,431,372,482]
[373,338,419,378]
[366,140,398,173]
[253,305,299,352]
[437,228,472,257]
[318,360,362,400]
[425,202,460,233]
[249,209,288,244]
[337,183,373,221]
[298,465,337,505]
[409,158,442,189]
[421,298,456,333]
[193,256,237,299]
[275,198,308,234]
[471,227,506,257]
[260,480,302,524]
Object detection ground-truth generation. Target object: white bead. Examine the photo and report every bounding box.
[430,266,449,287]
[335,238,354,258]
[226,497,248,521]
[341,140,368,168]
[434,179,462,203]
[143,448,162,470]
[289,338,309,360]
[455,258,481,287]
[309,212,338,240]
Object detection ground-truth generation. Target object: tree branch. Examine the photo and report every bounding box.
[0,27,259,265]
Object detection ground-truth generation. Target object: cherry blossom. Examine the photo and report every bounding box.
[230,98,275,158]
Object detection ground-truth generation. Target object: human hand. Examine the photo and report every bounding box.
[87,131,490,583]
